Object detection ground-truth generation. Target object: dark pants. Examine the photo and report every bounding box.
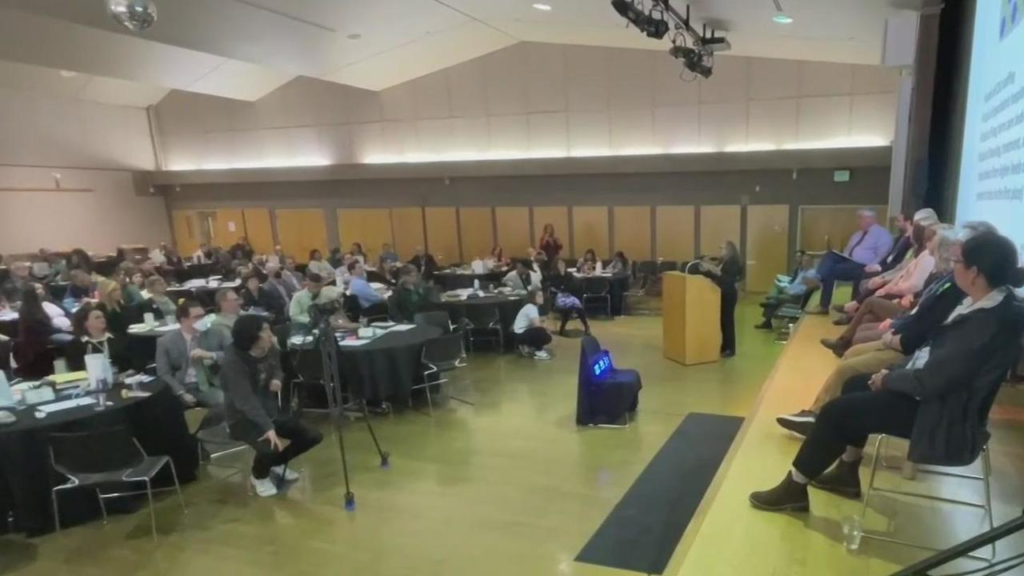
[792,375,918,479]
[230,417,324,480]
[720,287,738,353]
[517,327,552,350]
[760,294,800,322]
[558,307,590,333]
[816,252,866,307]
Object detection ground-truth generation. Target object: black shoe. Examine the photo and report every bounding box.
[721,350,735,358]
[749,473,810,512]
[832,316,852,326]
[754,321,773,330]
[776,410,816,437]
[820,338,848,357]
[811,458,862,499]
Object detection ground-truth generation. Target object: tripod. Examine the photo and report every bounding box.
[312,310,390,511]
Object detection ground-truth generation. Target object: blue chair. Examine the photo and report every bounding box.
[576,336,641,426]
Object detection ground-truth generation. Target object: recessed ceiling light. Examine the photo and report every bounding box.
[346,33,362,40]
[773,14,793,24]
[59,70,78,78]
[532,3,552,11]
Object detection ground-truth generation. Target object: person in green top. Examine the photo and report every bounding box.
[394,264,425,322]
[288,273,342,325]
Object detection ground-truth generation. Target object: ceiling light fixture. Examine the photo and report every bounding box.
[532,3,553,10]
[772,14,794,24]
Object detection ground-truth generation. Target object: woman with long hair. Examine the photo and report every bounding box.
[13,285,60,378]
[96,279,130,336]
[539,223,563,270]
[66,303,130,373]
[700,241,744,358]
[577,248,598,275]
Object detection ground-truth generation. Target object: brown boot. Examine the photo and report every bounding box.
[749,473,810,512]
[811,458,862,499]
[819,338,849,358]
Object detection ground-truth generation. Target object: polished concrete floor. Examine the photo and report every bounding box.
[0,298,785,576]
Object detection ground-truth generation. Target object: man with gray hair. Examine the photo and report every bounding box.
[811,208,894,313]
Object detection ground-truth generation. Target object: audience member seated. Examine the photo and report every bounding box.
[550,259,591,336]
[205,289,242,360]
[820,224,954,357]
[160,248,187,281]
[156,300,225,410]
[222,315,323,497]
[282,257,304,290]
[577,249,599,274]
[32,283,73,337]
[1,262,32,308]
[306,249,335,280]
[271,245,286,264]
[123,267,147,306]
[149,242,169,265]
[775,226,974,435]
[62,269,95,310]
[288,273,341,326]
[241,273,284,320]
[379,243,399,270]
[64,248,94,280]
[96,279,130,336]
[750,231,1024,513]
[335,253,356,287]
[408,246,439,281]
[855,209,937,298]
[350,243,367,265]
[755,252,820,330]
[13,286,66,378]
[262,263,293,318]
[503,260,542,291]
[140,275,177,321]
[810,209,894,314]
[486,246,510,271]
[210,246,233,274]
[328,247,345,269]
[229,236,255,262]
[192,242,213,264]
[606,251,630,274]
[139,258,159,279]
[35,248,65,282]
[513,288,553,360]
[66,303,130,373]
[347,261,387,316]
[394,265,425,322]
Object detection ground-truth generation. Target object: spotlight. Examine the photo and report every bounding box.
[106,0,158,32]
[610,0,670,39]
[669,44,713,79]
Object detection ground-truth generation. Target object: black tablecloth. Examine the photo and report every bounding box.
[337,325,442,403]
[182,263,216,282]
[429,294,526,343]
[569,273,630,316]
[0,383,198,536]
[433,271,504,291]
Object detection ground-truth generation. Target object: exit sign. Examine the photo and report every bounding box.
[833,169,851,182]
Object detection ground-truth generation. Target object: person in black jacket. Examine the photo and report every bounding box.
[222,315,323,497]
[66,303,130,373]
[408,246,439,281]
[240,273,285,321]
[699,241,744,358]
[750,231,1024,513]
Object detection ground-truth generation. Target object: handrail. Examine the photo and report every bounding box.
[891,512,1024,575]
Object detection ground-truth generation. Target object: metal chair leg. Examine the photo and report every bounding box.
[167,459,187,514]
[51,490,61,532]
[144,479,157,541]
[983,447,996,559]
[96,490,108,524]
[861,435,884,521]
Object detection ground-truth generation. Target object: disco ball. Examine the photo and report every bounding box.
[106,0,157,32]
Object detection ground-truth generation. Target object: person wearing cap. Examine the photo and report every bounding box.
[811,208,894,314]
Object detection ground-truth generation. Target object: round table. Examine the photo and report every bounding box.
[570,272,631,316]
[336,325,443,403]
[432,271,504,291]
[168,280,240,308]
[0,382,198,536]
[429,293,526,349]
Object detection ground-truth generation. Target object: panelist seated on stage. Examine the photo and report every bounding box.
[503,260,542,291]
[288,273,341,326]
[156,300,225,410]
[755,253,820,331]
[222,315,323,498]
[750,231,1024,513]
[809,208,894,314]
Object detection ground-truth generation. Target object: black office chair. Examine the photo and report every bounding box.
[577,336,641,426]
[414,311,453,334]
[656,260,678,275]
[49,427,186,539]
[459,305,505,352]
[582,277,613,318]
[411,333,469,415]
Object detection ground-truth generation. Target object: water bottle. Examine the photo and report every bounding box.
[473,279,480,291]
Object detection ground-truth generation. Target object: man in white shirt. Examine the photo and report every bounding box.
[503,260,541,291]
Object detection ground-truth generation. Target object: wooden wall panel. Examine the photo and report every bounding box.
[171,211,200,257]
[243,208,274,256]
[655,206,695,262]
[572,206,609,258]
[390,207,425,261]
[495,207,531,258]
[425,207,460,266]
[613,206,652,261]
[459,207,495,263]
[746,205,790,292]
[531,206,569,254]
[338,208,394,264]
[798,205,889,253]
[699,205,741,257]
[275,209,327,263]
[212,208,245,248]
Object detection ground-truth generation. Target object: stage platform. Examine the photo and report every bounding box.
[667,315,1024,576]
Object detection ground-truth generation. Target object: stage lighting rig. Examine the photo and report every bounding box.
[610,1,730,80]
[611,0,669,39]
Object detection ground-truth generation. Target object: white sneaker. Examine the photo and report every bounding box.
[533,350,551,360]
[270,464,300,482]
[250,475,278,497]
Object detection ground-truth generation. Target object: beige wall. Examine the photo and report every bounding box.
[0,166,170,255]
[153,43,900,170]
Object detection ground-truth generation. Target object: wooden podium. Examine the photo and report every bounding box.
[662,271,722,366]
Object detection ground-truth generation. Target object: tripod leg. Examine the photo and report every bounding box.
[360,399,390,468]
[332,412,356,510]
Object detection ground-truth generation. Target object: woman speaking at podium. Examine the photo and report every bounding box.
[699,241,744,358]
